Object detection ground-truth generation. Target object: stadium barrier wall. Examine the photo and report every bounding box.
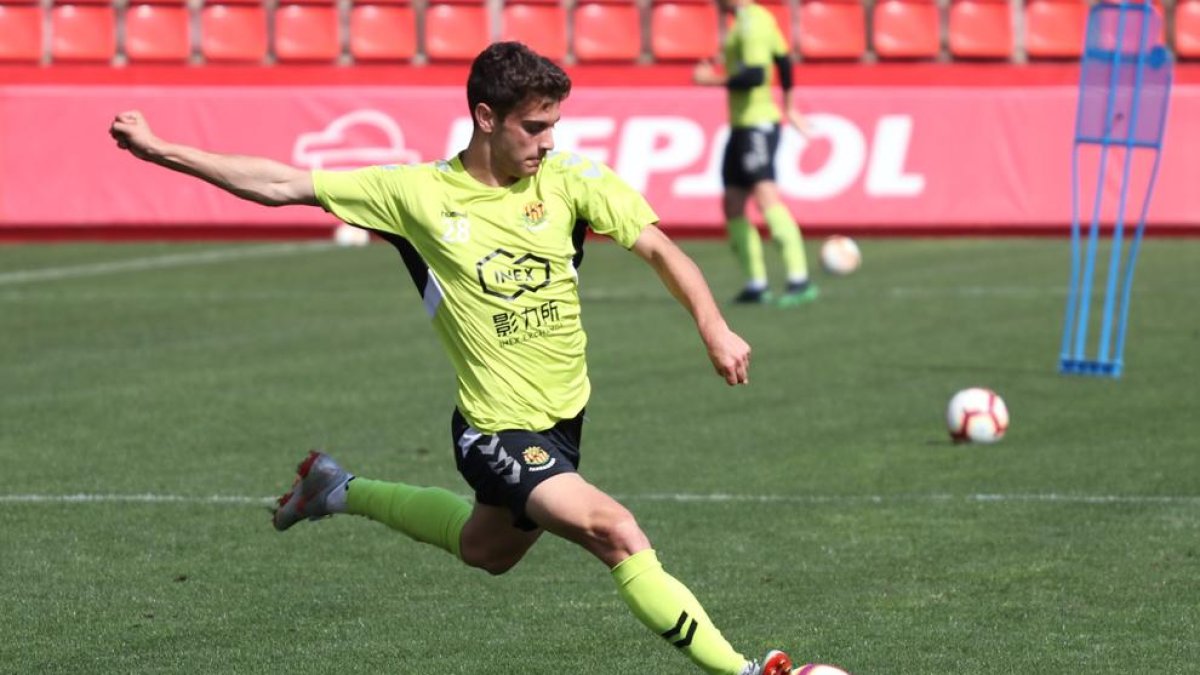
[1,76,1197,240]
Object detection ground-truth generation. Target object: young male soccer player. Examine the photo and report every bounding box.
[111,42,805,675]
[694,0,816,307]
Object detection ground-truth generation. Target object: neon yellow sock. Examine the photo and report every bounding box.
[345,478,471,559]
[726,216,767,288]
[612,549,748,675]
[763,204,809,282]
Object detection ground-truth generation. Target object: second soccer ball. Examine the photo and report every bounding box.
[820,236,861,276]
[333,223,370,247]
[946,387,1009,444]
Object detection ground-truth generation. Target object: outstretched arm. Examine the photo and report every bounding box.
[631,224,752,386]
[775,56,814,139]
[109,110,318,207]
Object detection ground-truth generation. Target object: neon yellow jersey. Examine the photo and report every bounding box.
[313,152,657,433]
[723,2,789,127]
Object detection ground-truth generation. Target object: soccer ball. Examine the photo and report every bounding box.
[820,235,861,276]
[333,223,370,247]
[795,665,851,675]
[946,387,1009,444]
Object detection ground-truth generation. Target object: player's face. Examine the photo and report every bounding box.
[493,97,561,179]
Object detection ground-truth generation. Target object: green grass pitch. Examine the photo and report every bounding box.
[1,238,1198,673]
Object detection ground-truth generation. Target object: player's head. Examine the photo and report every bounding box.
[715,0,741,13]
[467,42,572,178]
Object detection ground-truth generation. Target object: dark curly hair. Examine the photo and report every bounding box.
[466,42,572,124]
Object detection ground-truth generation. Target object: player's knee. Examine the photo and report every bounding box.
[594,508,649,558]
[460,545,521,576]
[459,534,527,576]
[476,557,520,576]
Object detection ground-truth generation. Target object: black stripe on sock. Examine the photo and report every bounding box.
[661,611,697,648]
[673,619,698,648]
[661,611,689,640]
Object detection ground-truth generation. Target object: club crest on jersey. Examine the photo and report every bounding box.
[522,201,549,232]
[522,446,556,471]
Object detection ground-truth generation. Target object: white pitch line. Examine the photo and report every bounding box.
[0,493,274,505]
[0,242,337,286]
[1,493,1198,506]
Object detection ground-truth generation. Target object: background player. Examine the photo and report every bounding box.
[695,0,816,306]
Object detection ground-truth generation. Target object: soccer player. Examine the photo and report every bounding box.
[694,0,816,307]
[110,42,802,675]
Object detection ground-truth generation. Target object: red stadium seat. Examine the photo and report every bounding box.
[200,1,267,63]
[424,0,489,62]
[502,0,567,62]
[758,0,793,47]
[50,1,116,63]
[274,0,340,62]
[948,0,1012,59]
[124,2,191,62]
[872,0,940,60]
[797,0,865,61]
[650,0,719,61]
[573,0,641,62]
[1024,0,1087,60]
[1178,0,1200,59]
[349,1,416,62]
[0,2,43,63]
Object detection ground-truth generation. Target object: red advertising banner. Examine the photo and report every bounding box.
[1,84,1197,236]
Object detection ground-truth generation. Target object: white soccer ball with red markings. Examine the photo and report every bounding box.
[946,387,1009,444]
[795,665,851,675]
[333,223,370,247]
[820,235,861,276]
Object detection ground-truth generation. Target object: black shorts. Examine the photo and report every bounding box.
[451,408,584,531]
[722,124,782,189]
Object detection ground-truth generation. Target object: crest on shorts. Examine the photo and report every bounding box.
[521,201,548,231]
[522,446,556,472]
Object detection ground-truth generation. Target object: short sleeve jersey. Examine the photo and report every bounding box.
[313,152,657,433]
[723,2,789,128]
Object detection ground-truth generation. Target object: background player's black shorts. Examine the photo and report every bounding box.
[451,408,584,531]
[722,123,782,189]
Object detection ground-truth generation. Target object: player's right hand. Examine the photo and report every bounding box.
[109,110,160,161]
[705,325,752,386]
[787,108,815,139]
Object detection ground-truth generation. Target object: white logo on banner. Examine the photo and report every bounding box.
[294,110,422,170]
[443,114,924,200]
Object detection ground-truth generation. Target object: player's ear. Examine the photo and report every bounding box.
[474,103,497,134]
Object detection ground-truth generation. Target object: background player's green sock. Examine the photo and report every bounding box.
[763,204,809,283]
[727,216,768,289]
[612,549,748,675]
[346,478,471,559]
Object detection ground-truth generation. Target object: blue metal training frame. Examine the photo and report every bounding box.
[1060,0,1173,378]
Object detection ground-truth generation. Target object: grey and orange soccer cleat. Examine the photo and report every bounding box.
[271,450,351,531]
[741,649,794,675]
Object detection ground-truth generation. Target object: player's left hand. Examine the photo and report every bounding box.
[693,60,722,86]
[705,325,752,386]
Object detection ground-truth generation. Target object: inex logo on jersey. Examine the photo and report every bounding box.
[477,249,551,300]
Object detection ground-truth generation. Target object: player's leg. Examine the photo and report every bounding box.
[723,130,769,303]
[751,126,814,306]
[458,501,544,575]
[527,474,775,675]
